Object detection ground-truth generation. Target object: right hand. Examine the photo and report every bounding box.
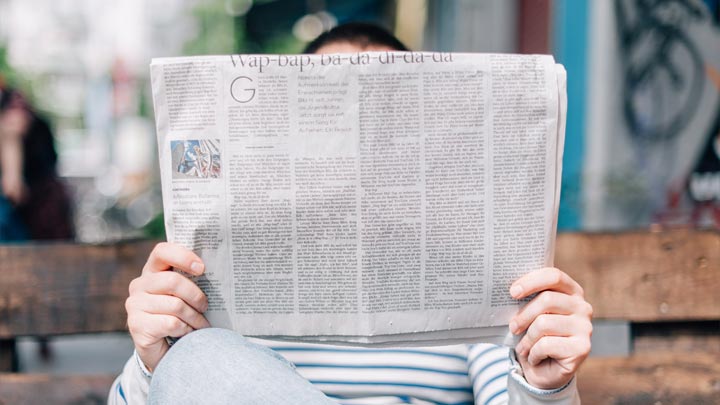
[126,242,210,371]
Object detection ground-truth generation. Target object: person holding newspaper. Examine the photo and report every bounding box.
[110,23,591,405]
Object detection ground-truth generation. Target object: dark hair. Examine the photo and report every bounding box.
[0,87,13,111]
[303,22,409,54]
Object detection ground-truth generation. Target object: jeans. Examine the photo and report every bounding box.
[148,328,337,405]
[0,196,26,241]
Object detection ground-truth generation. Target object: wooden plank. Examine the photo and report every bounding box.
[578,353,720,404]
[0,229,717,338]
[0,374,115,405]
[0,240,157,338]
[556,229,720,321]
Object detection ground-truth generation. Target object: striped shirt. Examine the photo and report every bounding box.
[109,341,513,405]
[267,341,510,405]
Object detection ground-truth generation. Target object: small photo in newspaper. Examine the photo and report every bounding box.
[170,139,222,180]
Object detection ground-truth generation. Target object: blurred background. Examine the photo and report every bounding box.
[0,0,718,374]
[1,0,719,244]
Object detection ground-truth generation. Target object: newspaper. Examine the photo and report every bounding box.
[150,52,567,346]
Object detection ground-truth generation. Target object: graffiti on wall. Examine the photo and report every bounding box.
[614,0,720,226]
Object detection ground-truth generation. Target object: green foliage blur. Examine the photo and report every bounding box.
[183,0,305,55]
[143,213,166,239]
[183,0,304,56]
[184,2,237,55]
[142,0,305,240]
[0,47,31,96]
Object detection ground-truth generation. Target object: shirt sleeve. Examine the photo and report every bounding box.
[107,351,153,405]
[467,344,580,405]
[506,348,581,405]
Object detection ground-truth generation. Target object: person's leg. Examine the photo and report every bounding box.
[148,328,337,405]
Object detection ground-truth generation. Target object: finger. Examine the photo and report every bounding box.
[143,242,204,276]
[527,335,590,368]
[129,271,208,313]
[128,312,194,345]
[511,291,592,334]
[510,267,583,299]
[515,313,590,356]
[129,293,210,330]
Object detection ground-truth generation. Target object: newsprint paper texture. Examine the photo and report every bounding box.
[150,52,567,346]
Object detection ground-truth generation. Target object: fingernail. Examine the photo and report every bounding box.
[509,320,518,334]
[515,342,524,355]
[191,261,204,274]
[510,284,523,298]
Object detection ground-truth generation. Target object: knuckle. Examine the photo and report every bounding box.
[148,243,170,263]
[165,316,182,331]
[153,242,169,254]
[195,292,209,310]
[538,291,553,307]
[585,302,594,318]
[128,277,142,295]
[526,325,540,342]
[126,314,137,331]
[532,336,548,352]
[125,296,135,313]
[582,340,592,355]
[170,297,185,314]
[164,272,182,290]
[127,317,143,338]
[128,317,139,334]
[534,314,550,332]
[549,268,563,286]
[165,271,185,291]
[522,326,534,342]
[577,336,592,355]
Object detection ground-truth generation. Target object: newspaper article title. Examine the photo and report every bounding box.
[229,51,455,73]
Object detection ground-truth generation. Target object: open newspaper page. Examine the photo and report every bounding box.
[150,52,566,346]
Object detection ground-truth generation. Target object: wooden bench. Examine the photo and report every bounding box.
[0,229,718,404]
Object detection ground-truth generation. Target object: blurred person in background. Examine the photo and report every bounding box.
[112,23,591,405]
[0,84,28,240]
[0,81,74,360]
[0,82,74,241]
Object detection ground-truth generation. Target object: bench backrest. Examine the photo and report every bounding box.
[0,230,718,403]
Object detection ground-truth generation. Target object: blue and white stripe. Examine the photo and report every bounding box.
[109,341,512,404]
[467,344,510,405]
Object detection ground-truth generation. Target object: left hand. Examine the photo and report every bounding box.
[509,267,593,390]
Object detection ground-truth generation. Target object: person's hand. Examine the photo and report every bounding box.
[126,243,210,371]
[509,267,593,390]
